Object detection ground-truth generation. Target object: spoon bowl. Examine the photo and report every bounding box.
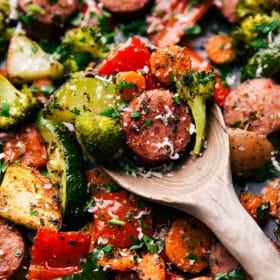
[104,105,280,279]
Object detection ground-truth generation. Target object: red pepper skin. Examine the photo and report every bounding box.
[147,0,213,47]
[166,271,187,280]
[184,47,230,106]
[28,265,79,280]
[4,124,48,168]
[98,37,151,75]
[214,76,231,106]
[92,192,153,248]
[28,230,91,279]
[97,37,159,90]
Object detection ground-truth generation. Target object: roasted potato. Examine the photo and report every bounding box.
[7,35,64,84]
[228,128,275,177]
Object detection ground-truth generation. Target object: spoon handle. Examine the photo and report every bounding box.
[177,174,280,280]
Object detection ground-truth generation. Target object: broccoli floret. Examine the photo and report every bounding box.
[236,0,278,18]
[176,71,215,156]
[0,0,14,53]
[55,26,109,73]
[241,42,280,81]
[75,112,124,162]
[0,75,38,129]
[231,13,279,58]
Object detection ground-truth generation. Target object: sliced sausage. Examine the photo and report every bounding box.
[121,89,192,164]
[214,0,239,23]
[209,242,241,275]
[0,218,25,279]
[99,0,150,13]
[223,78,280,136]
[18,0,79,40]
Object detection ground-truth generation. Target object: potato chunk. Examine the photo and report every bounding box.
[7,35,64,84]
[0,164,62,230]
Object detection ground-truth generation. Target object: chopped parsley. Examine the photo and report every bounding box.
[1,102,10,117]
[100,107,120,120]
[131,111,141,119]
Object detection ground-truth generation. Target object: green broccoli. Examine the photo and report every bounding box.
[231,12,279,58]
[236,0,278,18]
[75,112,124,162]
[0,75,38,129]
[0,0,14,53]
[176,71,216,156]
[55,26,109,73]
[241,43,280,81]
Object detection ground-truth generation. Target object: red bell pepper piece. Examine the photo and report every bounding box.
[97,37,159,90]
[4,124,48,168]
[166,271,187,280]
[29,229,91,279]
[146,0,213,47]
[92,191,153,248]
[28,265,79,280]
[184,47,230,106]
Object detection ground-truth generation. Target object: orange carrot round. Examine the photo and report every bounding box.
[98,249,137,271]
[116,71,146,100]
[206,34,236,64]
[262,180,280,218]
[137,253,166,280]
[150,45,192,85]
[239,193,270,224]
[165,216,213,274]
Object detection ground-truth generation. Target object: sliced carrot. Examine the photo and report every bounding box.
[164,216,213,274]
[136,253,166,280]
[205,34,236,65]
[116,71,146,100]
[98,249,137,271]
[262,178,280,218]
[150,45,192,85]
[239,193,270,224]
[31,78,54,104]
[86,167,116,194]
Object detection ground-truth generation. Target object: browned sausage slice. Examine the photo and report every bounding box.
[18,0,78,40]
[99,0,150,13]
[223,78,280,136]
[209,241,241,275]
[121,89,192,164]
[0,218,25,279]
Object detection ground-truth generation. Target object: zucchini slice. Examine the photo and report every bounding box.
[43,76,121,123]
[36,115,89,228]
[0,164,62,230]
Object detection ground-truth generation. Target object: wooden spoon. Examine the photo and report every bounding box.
[104,104,280,279]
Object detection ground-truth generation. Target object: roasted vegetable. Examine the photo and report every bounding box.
[0,0,13,53]
[236,0,279,18]
[43,76,120,123]
[75,113,124,162]
[231,12,280,59]
[55,26,108,73]
[0,164,62,230]
[7,35,64,84]
[0,74,38,129]
[228,128,275,178]
[36,115,89,228]
[241,43,280,81]
[176,71,216,155]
